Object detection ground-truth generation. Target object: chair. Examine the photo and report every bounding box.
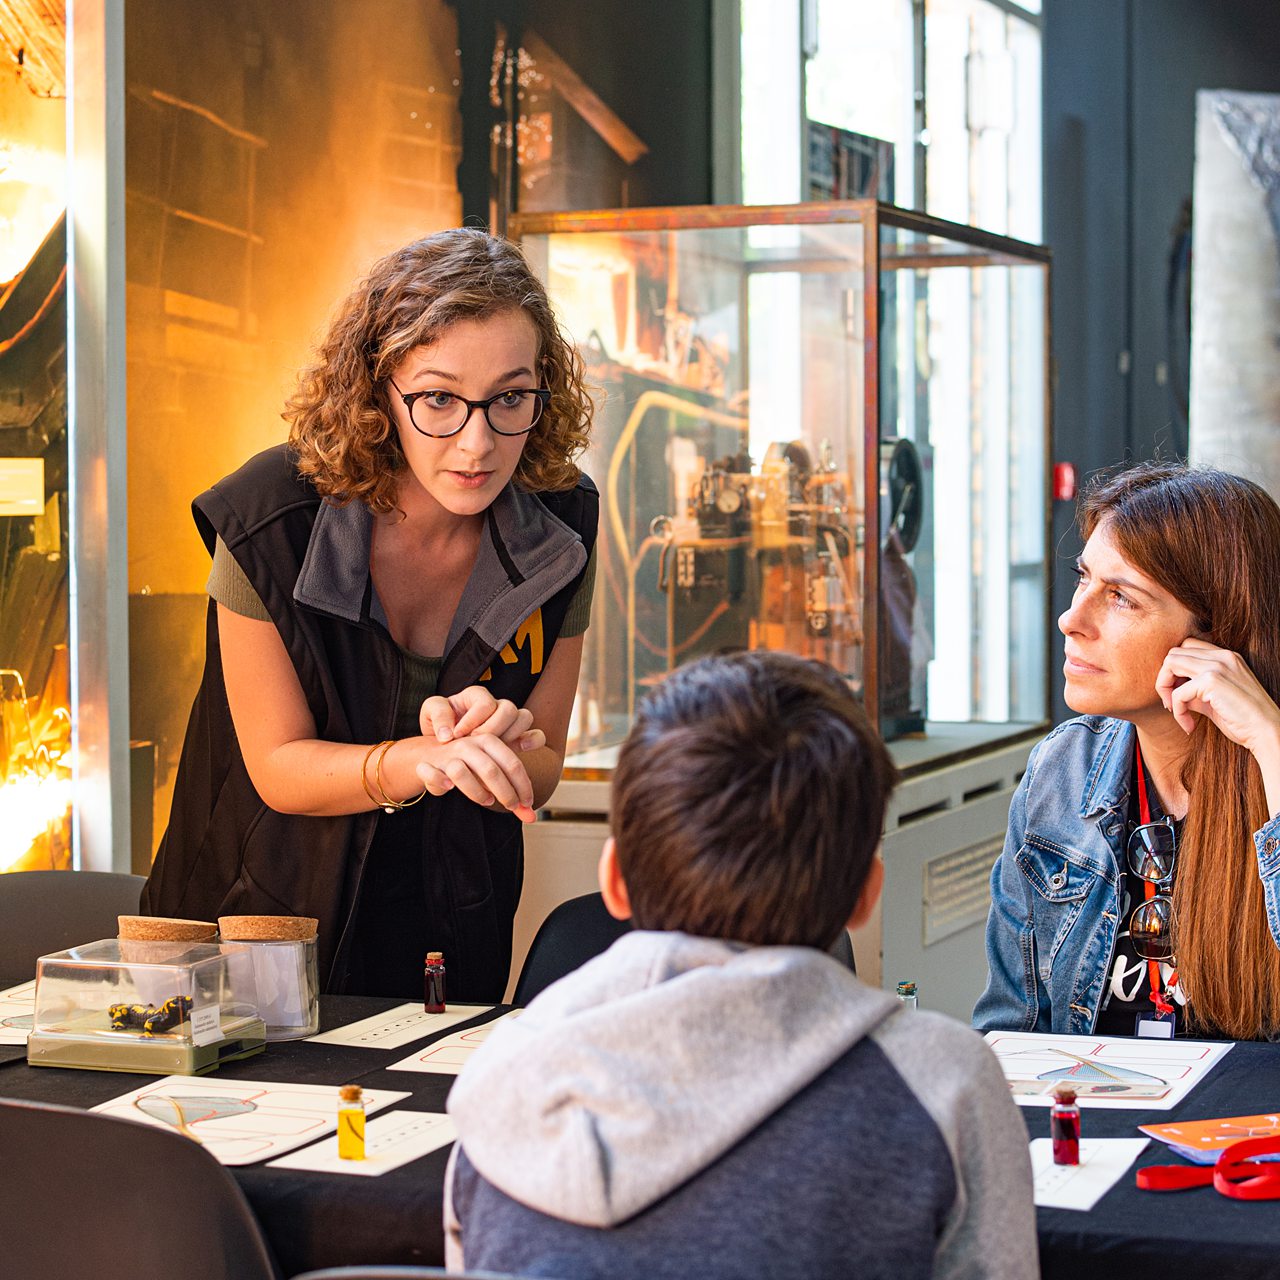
[0,1097,281,1280]
[512,891,632,1005]
[512,895,855,1007]
[833,928,856,974]
[0,869,145,980]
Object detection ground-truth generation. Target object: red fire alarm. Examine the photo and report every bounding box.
[1053,462,1077,502]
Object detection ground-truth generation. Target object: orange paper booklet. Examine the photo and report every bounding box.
[1140,1114,1280,1165]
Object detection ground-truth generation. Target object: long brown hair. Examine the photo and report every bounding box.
[1081,461,1280,1039]
[286,228,592,513]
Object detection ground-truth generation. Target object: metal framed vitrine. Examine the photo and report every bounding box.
[513,199,1053,782]
[507,201,1052,1016]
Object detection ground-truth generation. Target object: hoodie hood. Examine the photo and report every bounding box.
[447,930,901,1228]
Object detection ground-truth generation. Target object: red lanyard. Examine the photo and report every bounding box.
[1138,1135,1280,1198]
[1133,744,1177,1017]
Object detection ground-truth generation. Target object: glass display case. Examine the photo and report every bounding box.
[513,201,1051,775]
[27,938,265,1074]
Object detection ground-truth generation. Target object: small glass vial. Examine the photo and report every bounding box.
[1050,1085,1080,1165]
[424,950,446,1013]
[895,980,918,1009]
[337,1084,365,1161]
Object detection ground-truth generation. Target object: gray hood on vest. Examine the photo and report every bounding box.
[293,482,586,655]
[447,930,900,1228]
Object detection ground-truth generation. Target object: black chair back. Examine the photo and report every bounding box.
[513,895,857,1007]
[0,1097,280,1280]
[512,892,631,1006]
[0,869,145,981]
[833,928,857,973]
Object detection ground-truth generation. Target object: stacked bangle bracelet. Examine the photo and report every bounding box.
[360,739,428,815]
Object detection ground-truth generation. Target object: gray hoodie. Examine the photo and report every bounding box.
[445,931,1037,1279]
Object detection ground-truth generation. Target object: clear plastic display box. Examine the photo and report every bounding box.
[513,201,1052,776]
[26,938,266,1074]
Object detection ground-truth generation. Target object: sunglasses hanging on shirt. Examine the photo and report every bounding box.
[1127,816,1177,962]
[1129,745,1180,1038]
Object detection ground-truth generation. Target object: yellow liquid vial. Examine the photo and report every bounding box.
[337,1107,366,1160]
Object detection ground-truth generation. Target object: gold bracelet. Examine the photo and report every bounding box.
[374,738,428,813]
[361,741,392,812]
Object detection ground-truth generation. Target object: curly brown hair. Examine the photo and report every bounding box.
[286,228,591,513]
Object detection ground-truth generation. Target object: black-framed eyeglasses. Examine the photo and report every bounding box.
[1127,816,1178,963]
[389,379,549,439]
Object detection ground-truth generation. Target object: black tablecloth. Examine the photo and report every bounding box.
[5,993,1280,1278]
[0,994,484,1277]
[1026,1038,1280,1280]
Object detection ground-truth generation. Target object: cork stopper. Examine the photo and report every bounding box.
[338,1084,363,1103]
[118,916,218,942]
[425,951,444,962]
[218,915,318,942]
[1052,1085,1078,1105]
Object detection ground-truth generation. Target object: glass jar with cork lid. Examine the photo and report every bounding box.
[218,915,320,1040]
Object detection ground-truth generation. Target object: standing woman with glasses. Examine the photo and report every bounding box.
[974,461,1280,1041]
[142,229,597,1002]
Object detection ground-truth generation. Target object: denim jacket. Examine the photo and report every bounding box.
[973,715,1280,1036]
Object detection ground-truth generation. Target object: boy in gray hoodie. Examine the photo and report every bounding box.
[445,650,1037,1279]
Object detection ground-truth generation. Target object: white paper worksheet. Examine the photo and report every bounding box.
[266,1109,457,1176]
[387,1008,522,1075]
[91,1076,411,1165]
[1030,1138,1151,1210]
[984,1030,1233,1110]
[306,1003,493,1050]
[0,979,35,1045]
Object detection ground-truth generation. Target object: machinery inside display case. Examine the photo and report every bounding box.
[514,201,1052,775]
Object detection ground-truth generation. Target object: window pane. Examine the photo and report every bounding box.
[925,0,1041,241]
[740,0,801,203]
[0,33,71,872]
[805,0,916,207]
[879,223,1047,727]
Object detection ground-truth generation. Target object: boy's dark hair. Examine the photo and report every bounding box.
[612,651,899,949]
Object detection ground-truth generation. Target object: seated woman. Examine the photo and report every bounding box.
[974,461,1280,1041]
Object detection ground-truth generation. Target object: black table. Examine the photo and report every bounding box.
[6,996,1280,1278]
[1024,1038,1280,1279]
[0,994,483,1276]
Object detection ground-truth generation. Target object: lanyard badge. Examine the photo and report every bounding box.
[1135,1007,1176,1038]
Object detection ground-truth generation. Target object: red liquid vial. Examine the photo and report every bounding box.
[1050,1086,1080,1165]
[424,951,446,1013]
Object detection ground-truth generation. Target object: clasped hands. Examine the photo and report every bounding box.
[405,686,542,822]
